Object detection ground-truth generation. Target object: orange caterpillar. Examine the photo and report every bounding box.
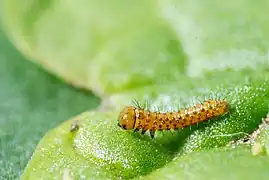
[118,99,229,138]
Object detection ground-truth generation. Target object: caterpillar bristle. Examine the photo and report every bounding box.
[131,98,142,109]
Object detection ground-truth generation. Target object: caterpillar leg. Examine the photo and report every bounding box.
[141,129,146,135]
[150,130,155,138]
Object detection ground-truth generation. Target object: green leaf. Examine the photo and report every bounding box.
[1,0,269,179]
[141,145,269,180]
[0,28,100,179]
[159,0,269,76]
[1,0,187,95]
[2,1,269,95]
[21,112,172,180]
[21,80,269,179]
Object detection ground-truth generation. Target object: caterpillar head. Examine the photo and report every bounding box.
[118,106,136,130]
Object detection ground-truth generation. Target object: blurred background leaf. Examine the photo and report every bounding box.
[2,0,269,96]
[1,0,187,96]
[0,27,100,179]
